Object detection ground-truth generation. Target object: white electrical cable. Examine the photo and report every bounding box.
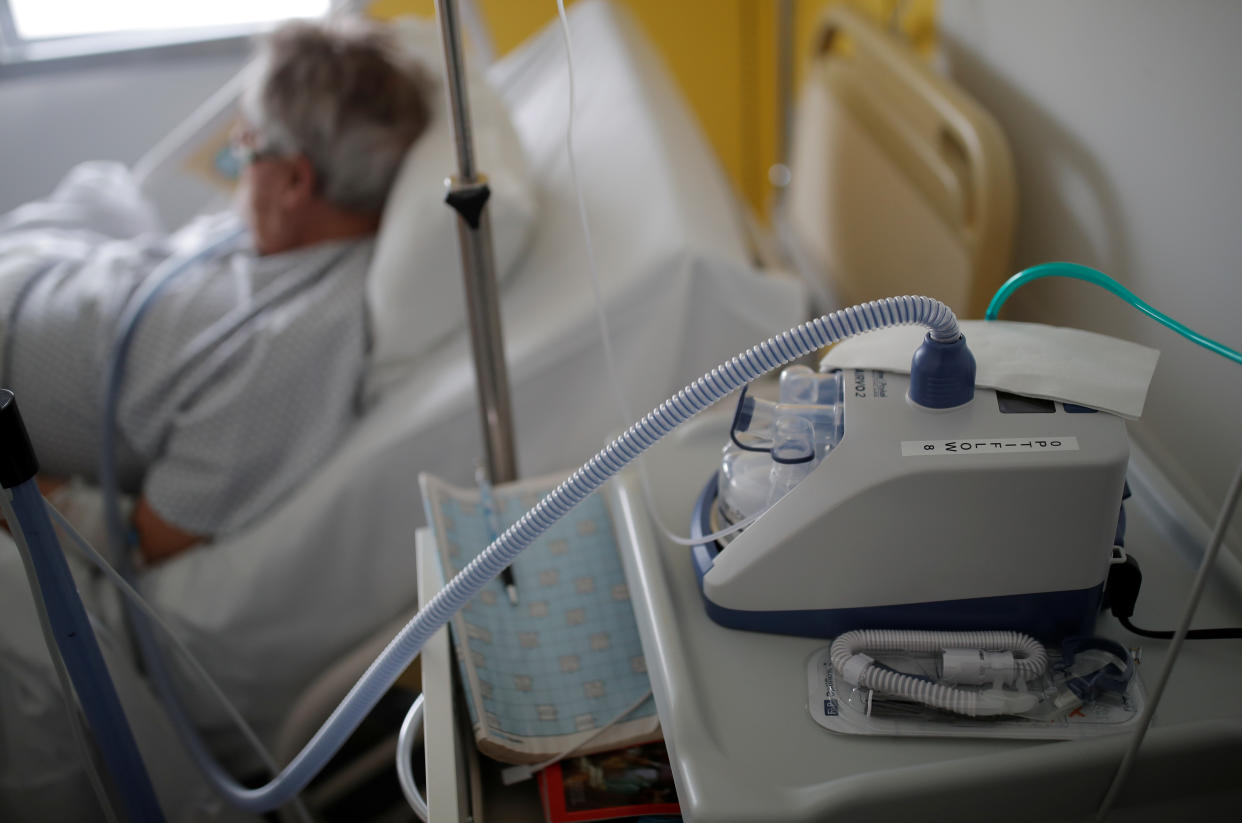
[43,502,314,823]
[553,0,762,550]
[555,0,630,430]
[830,630,1047,717]
[1094,456,1242,822]
[395,694,428,822]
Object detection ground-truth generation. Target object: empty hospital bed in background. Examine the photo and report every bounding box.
[67,0,805,785]
[776,4,1015,320]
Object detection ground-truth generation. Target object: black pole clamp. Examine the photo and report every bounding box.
[444,180,492,230]
[0,389,38,489]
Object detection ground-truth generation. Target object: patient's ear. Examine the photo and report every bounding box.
[281,154,317,208]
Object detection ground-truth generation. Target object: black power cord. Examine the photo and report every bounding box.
[1118,615,1242,640]
[1106,553,1242,640]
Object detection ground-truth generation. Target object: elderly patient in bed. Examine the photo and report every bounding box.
[0,17,429,564]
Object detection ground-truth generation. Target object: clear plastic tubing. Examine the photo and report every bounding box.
[985,261,1242,366]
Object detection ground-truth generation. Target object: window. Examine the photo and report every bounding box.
[0,0,333,64]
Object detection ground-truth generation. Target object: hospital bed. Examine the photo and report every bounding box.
[0,0,805,803]
[775,4,1015,320]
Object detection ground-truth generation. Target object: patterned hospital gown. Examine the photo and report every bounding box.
[0,179,373,537]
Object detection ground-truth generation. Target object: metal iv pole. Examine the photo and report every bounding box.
[433,0,519,487]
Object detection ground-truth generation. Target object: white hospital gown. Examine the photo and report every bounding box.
[0,163,373,537]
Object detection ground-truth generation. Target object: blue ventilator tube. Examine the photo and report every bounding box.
[0,390,165,823]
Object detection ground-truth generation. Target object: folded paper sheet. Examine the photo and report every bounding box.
[820,320,1159,419]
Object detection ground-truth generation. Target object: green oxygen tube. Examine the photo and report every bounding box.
[985,262,1242,366]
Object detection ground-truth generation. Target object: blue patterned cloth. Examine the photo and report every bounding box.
[424,475,656,742]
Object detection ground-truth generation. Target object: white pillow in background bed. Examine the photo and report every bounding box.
[364,17,538,401]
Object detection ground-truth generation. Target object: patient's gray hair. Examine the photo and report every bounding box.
[242,17,430,214]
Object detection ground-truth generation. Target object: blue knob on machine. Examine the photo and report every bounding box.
[908,333,976,409]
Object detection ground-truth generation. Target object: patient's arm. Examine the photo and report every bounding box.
[134,496,203,565]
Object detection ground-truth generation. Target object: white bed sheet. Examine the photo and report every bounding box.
[68,0,808,757]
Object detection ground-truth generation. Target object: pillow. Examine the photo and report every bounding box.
[364,17,538,400]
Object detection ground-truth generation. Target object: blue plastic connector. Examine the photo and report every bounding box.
[908,333,976,409]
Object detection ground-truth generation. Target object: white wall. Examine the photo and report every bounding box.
[0,48,245,213]
[939,0,1242,556]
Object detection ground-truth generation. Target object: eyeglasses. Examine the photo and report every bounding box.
[228,127,282,168]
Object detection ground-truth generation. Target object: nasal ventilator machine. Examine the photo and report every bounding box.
[693,353,1129,642]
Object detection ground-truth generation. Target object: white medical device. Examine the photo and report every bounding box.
[692,366,1129,641]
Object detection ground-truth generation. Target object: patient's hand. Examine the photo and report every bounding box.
[134,496,204,565]
[0,475,69,535]
[37,476,68,497]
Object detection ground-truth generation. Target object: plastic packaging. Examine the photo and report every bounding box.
[807,641,1146,740]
